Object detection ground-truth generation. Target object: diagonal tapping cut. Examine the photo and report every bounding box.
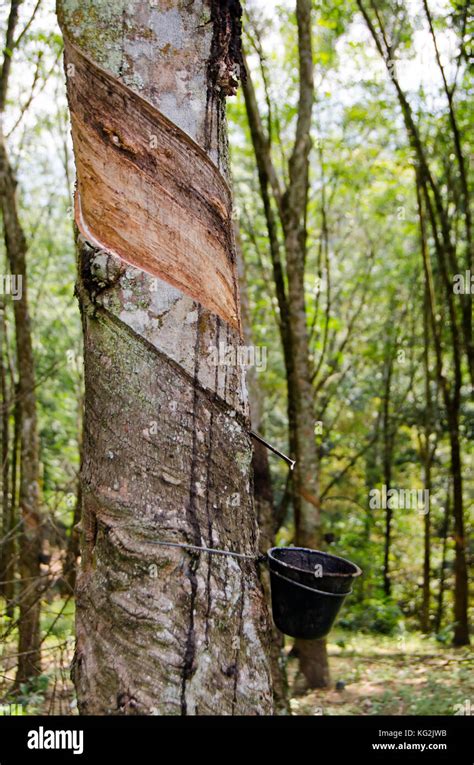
[65,40,240,331]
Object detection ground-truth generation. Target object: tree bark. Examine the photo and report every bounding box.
[58,0,273,715]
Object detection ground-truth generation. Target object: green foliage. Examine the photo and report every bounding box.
[339,597,404,634]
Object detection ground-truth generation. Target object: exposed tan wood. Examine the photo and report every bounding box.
[65,41,240,331]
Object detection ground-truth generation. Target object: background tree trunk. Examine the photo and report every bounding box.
[435,483,450,634]
[382,334,395,598]
[58,0,273,715]
[0,298,10,598]
[420,285,434,633]
[0,0,43,682]
[242,0,330,690]
[0,130,42,685]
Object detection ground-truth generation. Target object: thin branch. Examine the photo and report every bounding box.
[0,0,22,114]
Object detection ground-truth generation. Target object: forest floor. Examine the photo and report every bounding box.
[288,631,473,716]
[1,598,472,715]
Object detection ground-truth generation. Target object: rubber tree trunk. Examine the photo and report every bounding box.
[58,0,273,715]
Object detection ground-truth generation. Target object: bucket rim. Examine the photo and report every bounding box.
[267,546,362,579]
[270,568,353,597]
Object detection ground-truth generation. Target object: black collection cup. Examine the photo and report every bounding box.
[267,547,362,640]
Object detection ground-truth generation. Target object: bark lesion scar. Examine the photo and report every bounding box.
[77,236,126,310]
[117,692,139,714]
[100,123,137,160]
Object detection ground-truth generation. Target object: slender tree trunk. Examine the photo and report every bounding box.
[421,287,433,633]
[59,0,273,714]
[0,299,9,598]
[3,379,20,619]
[283,5,330,679]
[435,484,450,634]
[0,131,42,685]
[421,465,432,633]
[0,299,16,616]
[291,373,329,689]
[448,410,469,646]
[382,342,394,598]
[421,460,432,633]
